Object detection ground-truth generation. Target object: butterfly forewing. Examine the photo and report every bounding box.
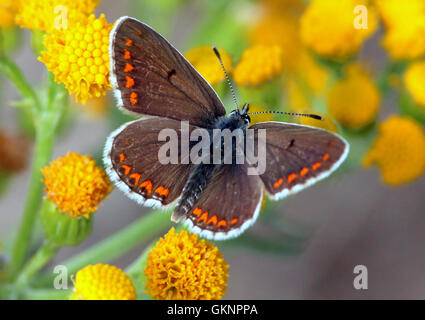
[250,122,349,199]
[184,164,264,240]
[109,17,226,127]
[104,118,198,208]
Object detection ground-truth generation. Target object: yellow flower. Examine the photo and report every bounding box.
[328,64,380,128]
[376,0,425,60]
[39,14,112,103]
[73,264,136,300]
[144,228,229,300]
[41,152,112,218]
[0,0,18,29]
[248,104,274,125]
[404,61,425,107]
[250,13,302,72]
[363,115,425,186]
[233,45,283,87]
[185,46,232,86]
[300,0,377,60]
[15,0,98,33]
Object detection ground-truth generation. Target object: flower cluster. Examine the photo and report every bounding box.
[144,228,229,300]
[15,0,98,33]
[327,64,380,129]
[41,152,112,218]
[72,264,136,300]
[40,14,112,103]
[0,0,18,29]
[300,0,377,60]
[233,45,283,87]
[376,0,425,60]
[363,116,425,186]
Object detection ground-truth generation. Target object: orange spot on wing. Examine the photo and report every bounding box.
[125,76,135,88]
[124,49,131,60]
[135,29,142,36]
[300,167,309,177]
[120,165,131,175]
[273,178,283,189]
[198,212,209,223]
[119,153,125,162]
[217,220,227,228]
[129,173,141,186]
[193,208,202,217]
[154,186,169,198]
[130,92,138,105]
[124,63,134,72]
[323,153,330,161]
[312,162,322,171]
[230,218,238,225]
[139,180,153,194]
[207,215,218,225]
[287,173,298,184]
[126,39,133,46]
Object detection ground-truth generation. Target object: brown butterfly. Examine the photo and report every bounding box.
[104,17,349,240]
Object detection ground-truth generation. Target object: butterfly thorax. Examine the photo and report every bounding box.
[213,108,251,131]
[172,109,251,222]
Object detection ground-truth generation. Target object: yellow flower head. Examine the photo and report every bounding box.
[41,152,112,218]
[73,264,136,300]
[376,0,425,60]
[39,14,112,103]
[300,0,377,60]
[404,61,425,107]
[15,0,98,32]
[145,228,229,300]
[328,64,380,128]
[0,0,18,29]
[233,45,283,87]
[250,13,302,72]
[185,46,232,86]
[363,115,425,186]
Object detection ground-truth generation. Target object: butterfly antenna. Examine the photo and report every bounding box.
[212,46,239,110]
[247,110,324,120]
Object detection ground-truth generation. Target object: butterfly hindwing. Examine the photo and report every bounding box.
[250,122,349,200]
[109,16,226,127]
[184,164,264,240]
[104,118,198,208]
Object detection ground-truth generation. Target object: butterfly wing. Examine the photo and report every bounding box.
[250,121,349,200]
[104,118,198,208]
[109,16,226,127]
[184,164,264,240]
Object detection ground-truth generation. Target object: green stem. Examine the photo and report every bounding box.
[15,240,60,290]
[24,288,71,300]
[125,242,152,300]
[0,55,41,115]
[37,210,172,287]
[7,115,56,280]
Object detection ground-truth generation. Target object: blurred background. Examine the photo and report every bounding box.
[1,0,425,299]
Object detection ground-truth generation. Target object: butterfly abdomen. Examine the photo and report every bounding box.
[172,163,217,222]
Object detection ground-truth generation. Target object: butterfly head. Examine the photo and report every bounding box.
[229,103,251,128]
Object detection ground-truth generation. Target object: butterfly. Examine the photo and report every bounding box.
[104,16,349,240]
